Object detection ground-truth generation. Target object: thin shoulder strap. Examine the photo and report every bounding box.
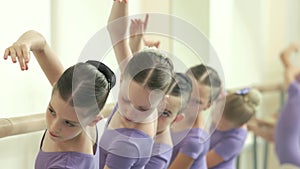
[105,103,118,127]
[39,130,47,149]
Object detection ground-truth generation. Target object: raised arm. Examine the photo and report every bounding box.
[3,30,64,86]
[129,14,149,54]
[129,14,161,54]
[247,117,275,142]
[280,43,298,69]
[279,43,300,88]
[107,0,132,72]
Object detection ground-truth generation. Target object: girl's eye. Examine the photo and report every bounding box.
[161,111,170,118]
[64,121,75,127]
[48,108,56,116]
[137,107,148,112]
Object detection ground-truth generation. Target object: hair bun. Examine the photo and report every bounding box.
[86,60,116,90]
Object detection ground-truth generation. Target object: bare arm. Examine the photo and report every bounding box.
[206,150,224,168]
[3,30,64,86]
[129,14,149,54]
[104,166,110,169]
[103,1,129,168]
[247,117,275,142]
[279,44,300,88]
[168,153,194,169]
[280,43,298,69]
[107,0,132,72]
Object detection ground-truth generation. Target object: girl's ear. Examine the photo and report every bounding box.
[88,114,104,127]
[171,113,185,125]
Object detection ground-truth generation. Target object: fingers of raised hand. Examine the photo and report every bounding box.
[3,44,30,71]
[130,19,143,35]
[114,0,128,3]
[143,14,149,30]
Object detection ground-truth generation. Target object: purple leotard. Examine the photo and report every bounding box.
[170,128,209,169]
[99,104,154,169]
[275,81,300,167]
[145,142,172,169]
[209,128,247,169]
[35,129,99,169]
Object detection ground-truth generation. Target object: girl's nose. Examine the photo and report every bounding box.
[50,119,62,134]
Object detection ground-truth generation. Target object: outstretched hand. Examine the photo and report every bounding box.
[114,0,128,3]
[130,14,149,37]
[280,43,300,86]
[143,38,160,48]
[3,30,47,71]
[280,43,299,69]
[3,42,30,71]
[129,14,151,53]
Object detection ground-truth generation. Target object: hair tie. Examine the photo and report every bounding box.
[86,60,116,90]
[235,87,251,95]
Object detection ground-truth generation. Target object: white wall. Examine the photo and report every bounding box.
[171,1,212,72]
[0,0,51,117]
[0,1,50,168]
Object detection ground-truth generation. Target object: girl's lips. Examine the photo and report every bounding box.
[49,131,58,137]
[124,116,132,122]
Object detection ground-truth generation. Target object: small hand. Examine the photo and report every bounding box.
[3,42,30,71]
[143,38,160,48]
[114,0,128,3]
[129,14,149,37]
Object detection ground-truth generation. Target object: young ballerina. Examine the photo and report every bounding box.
[97,73,189,169]
[126,14,193,169]
[144,73,192,169]
[3,30,115,169]
[169,64,223,169]
[207,88,262,169]
[275,43,300,168]
[99,1,174,169]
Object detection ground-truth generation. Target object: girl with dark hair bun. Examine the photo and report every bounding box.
[4,30,115,169]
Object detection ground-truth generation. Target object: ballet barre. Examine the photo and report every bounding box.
[0,113,45,138]
[0,83,284,139]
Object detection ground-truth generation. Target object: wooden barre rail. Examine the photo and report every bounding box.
[252,83,284,93]
[0,113,45,138]
[0,83,284,139]
[228,83,284,93]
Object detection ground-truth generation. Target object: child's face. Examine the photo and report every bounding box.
[45,91,84,142]
[183,80,212,117]
[157,95,182,133]
[197,83,212,110]
[118,79,161,123]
